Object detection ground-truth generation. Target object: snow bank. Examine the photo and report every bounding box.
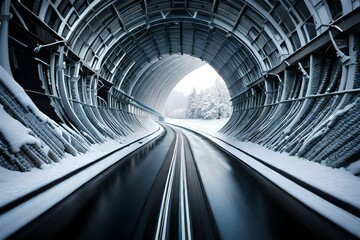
[0,66,49,122]
[0,139,120,206]
[166,118,229,133]
[347,160,360,175]
[0,127,164,239]
[0,104,40,152]
[0,126,163,208]
[166,118,360,209]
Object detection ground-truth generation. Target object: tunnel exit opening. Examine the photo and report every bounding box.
[164,64,231,121]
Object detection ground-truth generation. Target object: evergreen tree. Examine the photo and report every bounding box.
[185,78,231,120]
[213,78,231,119]
[186,88,198,119]
[200,88,217,119]
[196,89,204,118]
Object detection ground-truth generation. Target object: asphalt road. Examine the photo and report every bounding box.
[9,125,357,240]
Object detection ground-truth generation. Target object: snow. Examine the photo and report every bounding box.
[166,118,229,133]
[0,104,40,152]
[0,127,163,208]
[347,160,360,175]
[0,127,164,239]
[0,65,49,122]
[167,118,360,237]
[0,139,115,205]
[166,118,360,209]
[0,64,166,219]
[327,98,358,123]
[184,79,231,120]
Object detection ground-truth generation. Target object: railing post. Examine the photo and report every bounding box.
[0,0,12,76]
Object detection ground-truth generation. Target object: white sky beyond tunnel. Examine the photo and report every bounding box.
[173,64,220,94]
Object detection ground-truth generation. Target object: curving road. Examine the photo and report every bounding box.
[9,125,357,240]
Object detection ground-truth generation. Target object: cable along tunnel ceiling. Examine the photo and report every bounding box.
[20,0,338,111]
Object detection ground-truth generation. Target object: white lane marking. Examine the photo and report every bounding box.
[155,132,179,240]
[179,133,192,240]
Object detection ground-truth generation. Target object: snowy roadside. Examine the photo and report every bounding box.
[0,127,163,208]
[166,118,229,133]
[165,118,360,210]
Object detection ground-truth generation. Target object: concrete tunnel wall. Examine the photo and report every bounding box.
[0,0,359,173]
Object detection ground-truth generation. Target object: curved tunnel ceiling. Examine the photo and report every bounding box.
[20,0,343,111]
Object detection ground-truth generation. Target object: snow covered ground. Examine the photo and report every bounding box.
[165,118,360,210]
[1,116,359,237]
[166,118,229,132]
[0,128,166,238]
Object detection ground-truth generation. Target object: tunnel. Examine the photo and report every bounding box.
[0,0,360,239]
[1,0,359,171]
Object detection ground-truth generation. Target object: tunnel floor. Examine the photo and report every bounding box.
[8,125,357,240]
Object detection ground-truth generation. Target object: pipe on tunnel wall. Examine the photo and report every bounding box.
[0,0,12,76]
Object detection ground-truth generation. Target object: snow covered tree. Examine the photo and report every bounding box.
[186,88,198,119]
[200,88,217,119]
[185,78,231,120]
[212,78,231,119]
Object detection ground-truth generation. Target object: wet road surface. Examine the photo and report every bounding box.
[10,125,356,240]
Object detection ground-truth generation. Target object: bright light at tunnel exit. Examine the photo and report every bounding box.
[173,64,220,94]
[165,64,231,119]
